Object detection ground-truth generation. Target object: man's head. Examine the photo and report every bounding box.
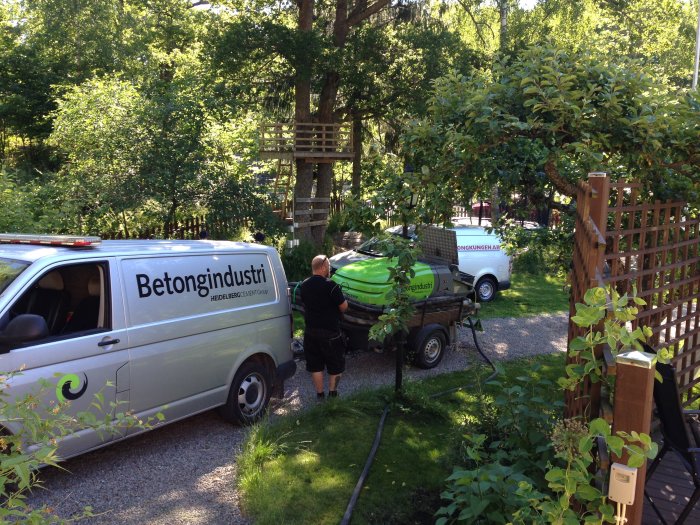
[311,254,330,278]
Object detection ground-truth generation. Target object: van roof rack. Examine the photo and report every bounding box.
[0,234,102,247]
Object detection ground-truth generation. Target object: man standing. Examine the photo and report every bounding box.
[300,254,348,400]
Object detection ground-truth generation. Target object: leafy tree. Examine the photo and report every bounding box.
[212,1,477,245]
[404,44,700,223]
[49,78,149,235]
[0,169,39,232]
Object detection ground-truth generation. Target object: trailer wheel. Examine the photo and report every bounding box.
[410,326,447,369]
[476,276,498,302]
[218,362,271,425]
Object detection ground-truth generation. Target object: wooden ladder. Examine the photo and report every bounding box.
[273,157,294,220]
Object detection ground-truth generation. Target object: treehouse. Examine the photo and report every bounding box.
[259,122,353,162]
[260,121,353,222]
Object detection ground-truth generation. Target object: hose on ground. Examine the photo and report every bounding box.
[430,316,498,399]
[340,316,497,524]
[339,405,390,525]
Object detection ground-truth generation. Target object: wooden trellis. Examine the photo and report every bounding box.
[566,174,700,420]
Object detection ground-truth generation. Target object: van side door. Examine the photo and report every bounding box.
[119,252,281,425]
[0,259,130,460]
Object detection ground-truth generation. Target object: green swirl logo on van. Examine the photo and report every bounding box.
[56,373,88,403]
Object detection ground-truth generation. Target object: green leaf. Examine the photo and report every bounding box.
[589,418,610,437]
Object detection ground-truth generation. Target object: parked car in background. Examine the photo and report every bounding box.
[380,220,512,302]
[450,218,511,302]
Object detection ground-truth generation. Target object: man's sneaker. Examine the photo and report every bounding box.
[316,392,326,401]
[328,390,339,398]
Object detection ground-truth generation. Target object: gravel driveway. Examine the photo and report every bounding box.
[25,313,568,524]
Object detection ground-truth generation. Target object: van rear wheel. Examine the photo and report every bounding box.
[218,362,271,425]
[476,276,497,302]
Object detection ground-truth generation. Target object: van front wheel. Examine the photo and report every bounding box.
[219,362,271,425]
[476,276,497,302]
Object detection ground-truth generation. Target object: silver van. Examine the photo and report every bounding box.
[0,235,295,459]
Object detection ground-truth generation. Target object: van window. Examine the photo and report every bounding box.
[8,262,110,339]
[0,258,29,294]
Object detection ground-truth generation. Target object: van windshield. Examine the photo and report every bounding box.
[0,258,29,294]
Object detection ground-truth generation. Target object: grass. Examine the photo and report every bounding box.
[237,353,566,525]
[477,272,568,319]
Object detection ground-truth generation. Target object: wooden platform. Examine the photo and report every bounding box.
[259,122,353,162]
[643,452,700,524]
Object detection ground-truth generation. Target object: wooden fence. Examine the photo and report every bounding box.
[101,216,249,240]
[566,174,700,419]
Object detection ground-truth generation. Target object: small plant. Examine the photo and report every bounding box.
[437,286,660,524]
[560,285,673,393]
[367,235,419,343]
[0,370,161,524]
[436,365,563,524]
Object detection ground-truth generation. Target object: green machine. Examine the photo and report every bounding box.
[308,227,477,368]
[287,227,477,368]
[330,257,457,306]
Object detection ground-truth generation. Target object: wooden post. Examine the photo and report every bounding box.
[588,173,610,237]
[611,349,656,525]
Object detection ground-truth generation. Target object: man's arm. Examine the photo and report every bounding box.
[338,300,348,313]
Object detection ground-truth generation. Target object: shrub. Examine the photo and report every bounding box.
[437,288,659,524]
[0,371,160,523]
[496,215,574,277]
[280,238,333,282]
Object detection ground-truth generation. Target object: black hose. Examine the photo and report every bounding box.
[339,316,496,524]
[339,404,390,525]
[430,316,498,399]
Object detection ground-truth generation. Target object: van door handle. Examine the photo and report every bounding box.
[98,338,120,347]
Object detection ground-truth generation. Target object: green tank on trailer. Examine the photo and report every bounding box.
[330,256,456,306]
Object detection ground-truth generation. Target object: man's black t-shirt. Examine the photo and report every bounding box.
[300,275,345,333]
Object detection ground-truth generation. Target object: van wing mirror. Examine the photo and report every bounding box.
[0,314,49,353]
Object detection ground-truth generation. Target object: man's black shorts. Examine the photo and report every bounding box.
[304,332,346,375]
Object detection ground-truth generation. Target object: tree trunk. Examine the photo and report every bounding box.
[498,0,508,51]
[294,0,315,244]
[351,113,362,197]
[293,0,391,247]
[312,163,333,245]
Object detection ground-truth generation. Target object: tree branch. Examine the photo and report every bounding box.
[544,158,578,198]
[455,0,490,47]
[347,0,392,27]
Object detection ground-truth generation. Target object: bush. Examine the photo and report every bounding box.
[280,238,333,282]
[0,371,160,523]
[436,289,659,525]
[496,215,574,277]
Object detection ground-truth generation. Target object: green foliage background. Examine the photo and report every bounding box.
[2,1,698,238]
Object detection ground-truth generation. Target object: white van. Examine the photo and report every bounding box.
[382,221,511,302]
[451,222,511,302]
[0,235,295,460]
